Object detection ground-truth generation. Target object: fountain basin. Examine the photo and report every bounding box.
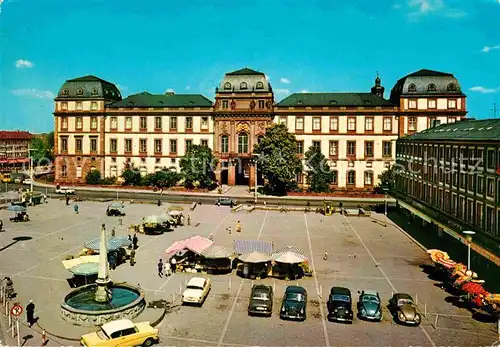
[61,283,145,326]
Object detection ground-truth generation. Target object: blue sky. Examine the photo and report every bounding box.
[1,0,499,133]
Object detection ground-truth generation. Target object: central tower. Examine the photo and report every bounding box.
[213,68,274,186]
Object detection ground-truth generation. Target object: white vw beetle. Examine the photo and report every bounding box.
[182,277,211,305]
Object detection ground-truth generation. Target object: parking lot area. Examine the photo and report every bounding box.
[0,199,498,347]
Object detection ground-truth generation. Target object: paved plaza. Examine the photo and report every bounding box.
[0,199,498,347]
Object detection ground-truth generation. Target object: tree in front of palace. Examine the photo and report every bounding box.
[31,132,54,164]
[377,164,397,192]
[85,170,101,185]
[180,145,217,189]
[121,164,142,186]
[304,145,334,193]
[253,123,303,195]
[147,169,181,188]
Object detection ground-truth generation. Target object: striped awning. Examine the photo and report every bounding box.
[84,236,131,252]
[201,245,234,259]
[275,245,306,256]
[234,240,273,255]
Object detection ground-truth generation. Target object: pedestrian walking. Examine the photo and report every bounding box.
[0,219,3,232]
[132,233,138,249]
[164,261,171,276]
[228,226,232,234]
[323,251,328,260]
[111,227,116,238]
[209,233,214,241]
[4,277,15,299]
[170,257,177,273]
[236,221,242,233]
[130,249,136,266]
[74,204,79,214]
[65,195,69,205]
[187,215,191,226]
[157,259,164,277]
[27,300,36,326]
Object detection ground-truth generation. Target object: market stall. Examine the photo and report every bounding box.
[270,248,309,280]
[199,245,234,274]
[164,235,213,273]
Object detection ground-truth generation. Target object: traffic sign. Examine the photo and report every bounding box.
[10,304,22,316]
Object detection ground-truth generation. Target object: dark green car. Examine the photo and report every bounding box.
[248,285,273,316]
[280,286,307,321]
[357,290,383,321]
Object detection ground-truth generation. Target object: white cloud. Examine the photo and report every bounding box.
[185,85,191,90]
[15,59,33,68]
[407,0,466,19]
[279,77,291,84]
[299,90,309,93]
[165,88,175,93]
[275,88,290,95]
[11,88,54,99]
[469,86,499,93]
[482,44,500,53]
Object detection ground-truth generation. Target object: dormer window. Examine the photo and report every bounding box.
[76,88,84,96]
[240,82,247,90]
[408,84,417,92]
[330,100,337,105]
[447,83,457,92]
[188,101,194,105]
[364,100,372,105]
[128,101,135,106]
[256,82,264,89]
[61,89,69,96]
[427,83,437,92]
[158,101,164,105]
[296,100,303,105]
[224,82,231,90]
[91,88,98,96]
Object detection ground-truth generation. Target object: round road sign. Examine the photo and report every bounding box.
[10,305,22,316]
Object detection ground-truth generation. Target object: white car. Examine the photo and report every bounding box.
[22,178,32,185]
[56,186,75,194]
[182,277,211,305]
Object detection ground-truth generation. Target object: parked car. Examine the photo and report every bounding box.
[22,178,32,185]
[388,293,421,326]
[215,197,236,207]
[55,186,75,194]
[248,284,273,316]
[357,290,383,321]
[327,287,354,323]
[80,319,159,347]
[182,277,211,305]
[14,177,22,184]
[280,286,307,321]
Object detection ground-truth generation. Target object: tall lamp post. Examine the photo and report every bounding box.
[27,146,36,194]
[253,154,262,204]
[382,186,389,217]
[463,230,475,270]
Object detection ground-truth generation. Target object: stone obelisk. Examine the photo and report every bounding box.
[95,224,111,302]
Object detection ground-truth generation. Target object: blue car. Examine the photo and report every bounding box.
[280,286,307,321]
[357,290,383,321]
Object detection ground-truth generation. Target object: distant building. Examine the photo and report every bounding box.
[53,68,467,189]
[0,131,33,172]
[395,119,500,237]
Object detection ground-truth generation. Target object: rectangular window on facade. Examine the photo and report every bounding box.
[258,100,265,108]
[297,141,304,154]
[201,139,208,147]
[139,139,147,153]
[330,117,338,131]
[365,117,373,131]
[61,117,68,130]
[364,171,373,186]
[312,117,321,131]
[91,102,98,111]
[238,134,248,153]
[486,206,494,232]
[222,100,229,109]
[75,138,82,152]
[408,117,417,131]
[347,141,356,157]
[365,141,374,157]
[154,139,162,153]
[185,140,192,152]
[487,178,494,197]
[76,117,83,129]
[383,141,392,157]
[280,116,287,126]
[476,202,483,227]
[169,116,177,130]
[125,139,132,153]
[110,117,118,130]
[468,173,475,191]
[76,102,83,111]
[383,117,392,131]
[221,136,228,153]
[478,175,484,194]
[448,99,457,109]
[487,150,495,169]
[155,117,162,130]
[61,138,68,152]
[295,117,304,131]
[90,117,98,130]
[347,117,356,131]
[448,116,457,123]
[61,102,68,111]
[329,141,338,157]
[347,171,356,185]
[408,99,417,109]
[60,164,68,177]
[125,117,132,129]
[90,138,97,152]
[110,139,117,153]
[185,117,193,130]
[140,117,147,130]
[428,99,437,109]
[201,117,209,130]
[312,141,321,150]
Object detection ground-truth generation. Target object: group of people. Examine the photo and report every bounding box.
[157,258,177,277]
[224,221,242,236]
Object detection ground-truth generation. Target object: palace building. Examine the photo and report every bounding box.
[53,68,467,189]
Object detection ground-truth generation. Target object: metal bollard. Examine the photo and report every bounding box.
[415,294,418,305]
[273,281,276,293]
[171,293,175,304]
[424,303,427,317]
[229,278,232,291]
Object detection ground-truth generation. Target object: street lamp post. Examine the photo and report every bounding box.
[463,230,475,270]
[382,186,389,217]
[27,146,36,194]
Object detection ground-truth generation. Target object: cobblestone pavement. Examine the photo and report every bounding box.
[0,200,497,347]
